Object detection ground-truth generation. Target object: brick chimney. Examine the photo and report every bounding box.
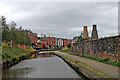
[91,25,98,40]
[44,34,46,37]
[83,26,89,39]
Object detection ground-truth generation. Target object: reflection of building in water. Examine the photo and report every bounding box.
[38,53,54,57]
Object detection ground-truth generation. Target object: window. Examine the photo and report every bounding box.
[47,40,48,45]
[52,41,54,45]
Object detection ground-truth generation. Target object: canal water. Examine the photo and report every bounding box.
[2,52,81,78]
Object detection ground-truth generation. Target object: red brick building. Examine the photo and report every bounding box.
[40,37,50,48]
[37,35,72,49]
[37,43,43,49]
[50,37,56,47]
[68,40,72,44]
[39,37,57,49]
[63,39,68,47]
[28,31,38,45]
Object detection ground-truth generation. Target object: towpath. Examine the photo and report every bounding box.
[53,51,119,78]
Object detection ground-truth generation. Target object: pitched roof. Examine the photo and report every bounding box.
[68,39,72,41]
[40,37,49,41]
[57,38,61,40]
[73,36,79,40]
[50,37,55,39]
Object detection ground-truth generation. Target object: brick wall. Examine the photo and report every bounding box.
[41,40,47,47]
[29,32,38,44]
[72,35,120,62]
[37,44,43,48]
[63,39,68,47]
[18,44,27,49]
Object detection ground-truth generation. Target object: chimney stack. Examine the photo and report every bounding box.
[44,34,46,37]
[41,33,43,38]
[91,25,98,40]
[83,26,89,39]
[48,34,50,37]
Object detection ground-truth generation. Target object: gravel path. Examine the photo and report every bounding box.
[54,51,119,78]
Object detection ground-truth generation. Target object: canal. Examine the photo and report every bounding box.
[2,52,83,78]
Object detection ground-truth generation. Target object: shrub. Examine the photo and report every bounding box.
[26,46,35,52]
[2,42,8,46]
[2,45,31,61]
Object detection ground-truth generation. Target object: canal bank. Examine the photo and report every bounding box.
[2,48,58,69]
[2,50,39,69]
[52,51,119,79]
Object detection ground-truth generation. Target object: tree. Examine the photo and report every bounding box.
[1,16,32,46]
[24,30,31,46]
[10,21,17,44]
[1,16,6,27]
[2,16,11,42]
[67,43,72,48]
[77,32,84,42]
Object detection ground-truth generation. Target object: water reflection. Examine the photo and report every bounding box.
[2,52,80,78]
[37,52,55,58]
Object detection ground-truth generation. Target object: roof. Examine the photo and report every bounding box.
[40,37,57,41]
[57,38,61,40]
[40,37,49,41]
[50,37,55,39]
[73,36,79,40]
[57,38,64,40]
[68,39,72,41]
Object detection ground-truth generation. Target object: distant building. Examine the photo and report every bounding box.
[40,37,50,49]
[57,38,64,48]
[37,43,43,49]
[39,36,57,49]
[72,36,79,43]
[68,39,72,44]
[28,31,38,45]
[37,34,72,49]
[50,37,56,48]
[63,39,68,47]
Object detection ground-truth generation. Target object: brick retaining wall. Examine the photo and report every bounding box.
[72,35,120,62]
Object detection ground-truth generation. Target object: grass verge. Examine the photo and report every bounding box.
[60,50,120,67]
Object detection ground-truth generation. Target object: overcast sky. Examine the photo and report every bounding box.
[0,0,118,39]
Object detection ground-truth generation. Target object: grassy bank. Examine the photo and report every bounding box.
[2,43,34,63]
[60,48,120,67]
